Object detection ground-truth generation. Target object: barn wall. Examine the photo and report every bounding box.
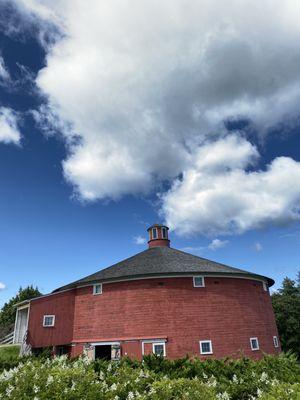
[27,289,75,348]
[72,277,280,359]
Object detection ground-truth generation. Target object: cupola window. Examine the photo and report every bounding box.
[161,227,167,239]
[152,228,158,239]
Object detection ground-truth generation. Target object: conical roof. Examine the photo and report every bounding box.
[53,246,274,292]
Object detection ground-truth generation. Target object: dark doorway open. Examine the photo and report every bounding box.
[94,345,111,360]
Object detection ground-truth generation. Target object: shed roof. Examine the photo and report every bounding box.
[53,246,274,292]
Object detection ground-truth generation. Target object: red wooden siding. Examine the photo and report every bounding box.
[28,277,280,359]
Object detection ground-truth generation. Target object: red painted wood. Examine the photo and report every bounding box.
[27,277,280,359]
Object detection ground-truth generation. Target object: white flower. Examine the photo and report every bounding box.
[46,375,54,386]
[216,392,230,400]
[127,391,135,399]
[110,383,117,391]
[6,385,14,397]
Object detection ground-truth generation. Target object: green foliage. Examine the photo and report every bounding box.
[271,273,300,357]
[0,354,299,399]
[259,383,300,400]
[149,378,215,399]
[0,286,42,337]
[0,346,20,372]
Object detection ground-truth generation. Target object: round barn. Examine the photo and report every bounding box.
[14,224,280,360]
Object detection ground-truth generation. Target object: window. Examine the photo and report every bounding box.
[262,282,268,291]
[93,284,102,295]
[152,228,158,239]
[200,340,213,355]
[152,342,166,356]
[193,276,205,287]
[273,336,279,348]
[43,315,55,327]
[161,227,167,239]
[250,337,259,351]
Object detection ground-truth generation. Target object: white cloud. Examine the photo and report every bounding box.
[0,282,6,290]
[133,235,147,245]
[254,242,263,252]
[0,107,21,144]
[10,0,300,234]
[0,56,10,82]
[162,136,300,236]
[208,239,229,251]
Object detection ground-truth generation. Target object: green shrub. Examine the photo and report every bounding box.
[148,377,216,400]
[260,383,300,400]
[0,353,299,399]
[0,345,20,373]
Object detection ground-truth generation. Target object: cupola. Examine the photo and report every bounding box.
[147,224,170,248]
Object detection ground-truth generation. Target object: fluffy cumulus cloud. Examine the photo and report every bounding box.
[0,107,21,144]
[0,282,6,290]
[133,235,147,245]
[11,0,300,234]
[162,137,300,235]
[208,239,229,251]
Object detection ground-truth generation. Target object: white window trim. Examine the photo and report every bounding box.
[199,340,213,355]
[152,227,158,239]
[152,342,166,357]
[93,283,102,295]
[273,336,279,348]
[193,276,205,287]
[250,337,259,351]
[161,227,167,239]
[43,315,55,327]
[263,282,268,291]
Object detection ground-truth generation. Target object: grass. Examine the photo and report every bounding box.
[0,344,20,362]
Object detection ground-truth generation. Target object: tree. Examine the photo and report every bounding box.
[0,285,42,337]
[271,273,300,357]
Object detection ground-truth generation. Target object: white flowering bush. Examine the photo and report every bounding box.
[0,353,299,399]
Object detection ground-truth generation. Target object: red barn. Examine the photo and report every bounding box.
[14,224,280,360]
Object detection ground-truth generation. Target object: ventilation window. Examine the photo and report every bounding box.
[43,315,55,327]
[193,276,205,287]
[93,284,102,295]
[200,340,213,355]
[250,337,259,351]
[152,342,166,356]
[161,227,167,239]
[152,228,158,239]
[273,336,279,348]
[262,282,268,291]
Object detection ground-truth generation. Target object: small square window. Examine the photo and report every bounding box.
[273,336,279,348]
[193,276,205,287]
[250,337,259,351]
[152,228,158,239]
[161,227,167,239]
[93,284,102,295]
[262,282,268,291]
[200,340,213,355]
[43,315,55,327]
[152,342,166,356]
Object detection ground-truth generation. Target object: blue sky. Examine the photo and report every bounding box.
[0,1,300,306]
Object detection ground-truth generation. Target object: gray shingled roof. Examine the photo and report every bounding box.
[53,246,274,292]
